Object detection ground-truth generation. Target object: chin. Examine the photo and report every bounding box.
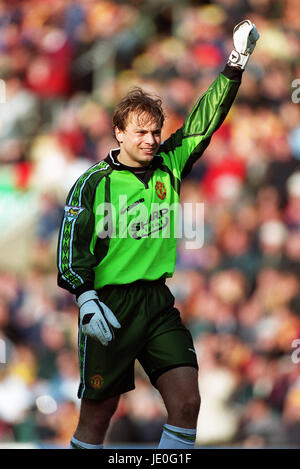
[141,156,155,165]
[137,154,154,164]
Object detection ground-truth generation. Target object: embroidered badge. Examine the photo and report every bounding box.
[155,181,167,200]
[90,374,104,389]
[64,205,85,221]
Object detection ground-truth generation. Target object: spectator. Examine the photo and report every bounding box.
[0,0,299,448]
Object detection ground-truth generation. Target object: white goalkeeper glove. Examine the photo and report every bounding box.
[228,19,259,69]
[78,290,121,346]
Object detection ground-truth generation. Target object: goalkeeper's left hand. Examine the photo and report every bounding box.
[228,19,260,69]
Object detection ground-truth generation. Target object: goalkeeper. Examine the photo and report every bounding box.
[57,20,259,450]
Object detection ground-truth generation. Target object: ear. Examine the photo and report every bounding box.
[114,126,123,144]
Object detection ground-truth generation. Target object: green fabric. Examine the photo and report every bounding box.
[77,281,198,400]
[57,71,241,294]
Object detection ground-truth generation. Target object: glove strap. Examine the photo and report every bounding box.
[77,290,98,308]
[228,49,249,70]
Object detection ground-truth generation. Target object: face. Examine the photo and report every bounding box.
[115,112,162,167]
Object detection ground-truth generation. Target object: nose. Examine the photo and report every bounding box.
[144,132,156,145]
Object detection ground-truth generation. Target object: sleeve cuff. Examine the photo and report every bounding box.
[74,282,95,300]
[221,64,244,82]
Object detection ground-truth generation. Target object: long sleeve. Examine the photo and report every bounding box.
[159,65,243,179]
[57,161,112,297]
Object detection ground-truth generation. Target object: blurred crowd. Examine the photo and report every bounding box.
[0,0,299,449]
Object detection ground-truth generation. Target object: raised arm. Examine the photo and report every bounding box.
[159,20,259,179]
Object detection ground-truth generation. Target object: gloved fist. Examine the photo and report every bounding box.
[228,20,259,69]
[78,290,121,346]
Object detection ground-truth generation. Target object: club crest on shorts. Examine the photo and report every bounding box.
[155,181,166,200]
[90,374,104,389]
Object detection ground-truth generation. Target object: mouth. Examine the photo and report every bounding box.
[141,148,156,155]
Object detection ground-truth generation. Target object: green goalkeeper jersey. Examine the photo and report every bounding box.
[57,65,242,296]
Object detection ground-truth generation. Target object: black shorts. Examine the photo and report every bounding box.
[77,280,198,399]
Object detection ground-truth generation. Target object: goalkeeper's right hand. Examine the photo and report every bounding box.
[77,290,121,346]
[228,19,260,69]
